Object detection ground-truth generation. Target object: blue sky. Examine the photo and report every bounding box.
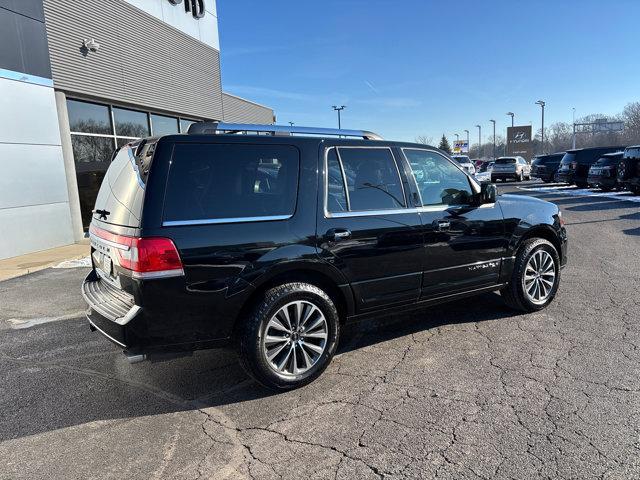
[218,0,640,143]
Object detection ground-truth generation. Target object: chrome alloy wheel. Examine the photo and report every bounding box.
[262,300,328,376]
[523,250,557,305]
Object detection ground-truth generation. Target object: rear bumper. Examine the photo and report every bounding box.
[531,169,553,182]
[555,171,574,184]
[587,174,616,189]
[82,270,141,349]
[491,172,517,181]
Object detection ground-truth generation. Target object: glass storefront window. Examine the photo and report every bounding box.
[66,98,201,229]
[113,107,150,137]
[180,119,196,133]
[67,99,112,135]
[151,114,179,135]
[71,135,117,228]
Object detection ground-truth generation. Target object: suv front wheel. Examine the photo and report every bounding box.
[238,282,340,390]
[501,238,560,312]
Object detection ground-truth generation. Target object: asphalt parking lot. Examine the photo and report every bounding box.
[1,181,639,480]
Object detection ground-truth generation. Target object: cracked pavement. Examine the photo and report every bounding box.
[0,182,639,479]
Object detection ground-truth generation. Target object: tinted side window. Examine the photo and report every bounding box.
[336,148,405,211]
[164,144,299,223]
[404,149,473,206]
[326,148,348,213]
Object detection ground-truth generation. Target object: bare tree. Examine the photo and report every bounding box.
[414,135,434,146]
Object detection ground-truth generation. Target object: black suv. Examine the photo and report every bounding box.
[82,123,568,390]
[530,153,564,183]
[587,151,624,191]
[617,146,640,195]
[556,146,624,188]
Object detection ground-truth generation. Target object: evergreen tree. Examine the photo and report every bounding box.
[438,134,452,154]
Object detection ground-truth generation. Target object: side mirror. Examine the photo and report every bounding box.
[479,182,497,204]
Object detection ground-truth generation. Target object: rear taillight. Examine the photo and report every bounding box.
[89,225,183,279]
[570,161,578,170]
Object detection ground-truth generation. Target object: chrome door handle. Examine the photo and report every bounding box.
[434,220,451,231]
[326,229,352,241]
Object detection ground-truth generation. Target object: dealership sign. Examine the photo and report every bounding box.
[453,140,469,153]
[507,125,533,159]
[168,0,205,19]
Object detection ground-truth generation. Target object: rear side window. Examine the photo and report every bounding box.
[163,144,299,223]
[326,147,405,213]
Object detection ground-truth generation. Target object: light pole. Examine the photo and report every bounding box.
[475,125,482,158]
[535,100,546,154]
[454,133,459,141]
[489,119,496,159]
[572,107,576,149]
[464,129,469,153]
[332,105,346,129]
[506,112,514,127]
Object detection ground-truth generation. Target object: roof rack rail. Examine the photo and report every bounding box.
[187,122,383,140]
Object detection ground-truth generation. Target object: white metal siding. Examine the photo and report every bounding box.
[0,77,73,259]
[43,0,223,120]
[222,93,274,125]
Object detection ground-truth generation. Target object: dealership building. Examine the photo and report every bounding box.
[0,0,274,260]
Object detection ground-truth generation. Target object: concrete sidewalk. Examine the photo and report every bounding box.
[0,242,89,282]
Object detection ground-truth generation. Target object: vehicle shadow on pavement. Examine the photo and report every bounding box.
[0,292,515,442]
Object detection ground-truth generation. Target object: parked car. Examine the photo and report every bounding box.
[476,160,494,173]
[451,154,476,175]
[491,156,531,182]
[556,147,624,188]
[531,153,564,183]
[82,122,567,390]
[587,151,624,191]
[617,146,640,195]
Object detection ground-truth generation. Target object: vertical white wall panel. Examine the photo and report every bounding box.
[0,203,74,258]
[0,76,73,260]
[0,77,62,145]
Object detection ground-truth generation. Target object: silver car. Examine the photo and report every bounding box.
[451,155,476,175]
[491,156,531,182]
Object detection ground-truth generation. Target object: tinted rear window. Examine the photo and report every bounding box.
[92,144,150,227]
[560,153,575,165]
[163,144,299,223]
[595,154,622,166]
[495,158,516,164]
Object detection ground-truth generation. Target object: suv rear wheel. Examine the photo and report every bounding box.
[501,238,560,312]
[238,282,340,390]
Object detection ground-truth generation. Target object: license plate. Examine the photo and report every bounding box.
[93,251,113,276]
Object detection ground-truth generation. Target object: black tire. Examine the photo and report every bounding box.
[575,181,588,188]
[237,282,340,390]
[516,172,523,182]
[501,238,561,312]
[631,185,640,196]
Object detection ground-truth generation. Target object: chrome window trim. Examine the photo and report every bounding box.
[400,147,480,207]
[163,215,292,227]
[323,145,408,218]
[328,208,420,218]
